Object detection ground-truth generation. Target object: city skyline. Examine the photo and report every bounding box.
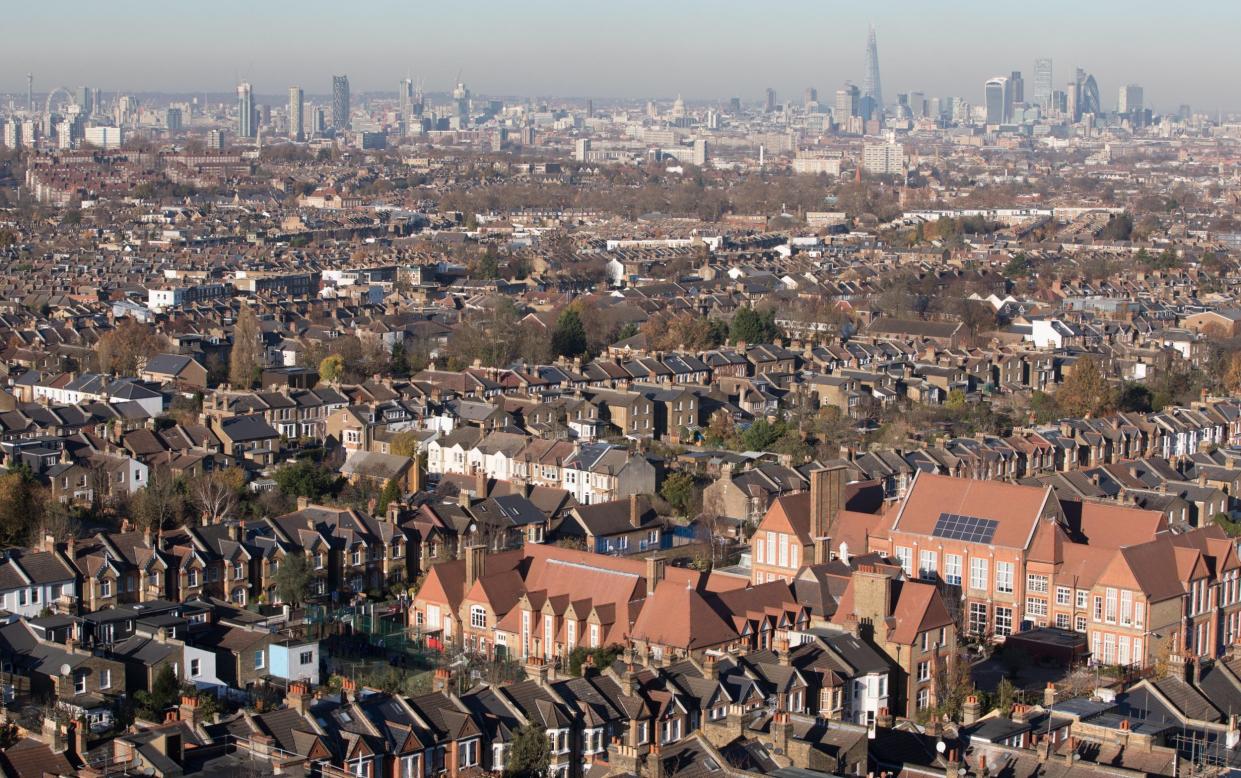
[5,0,1241,113]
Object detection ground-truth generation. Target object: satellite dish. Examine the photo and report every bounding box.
[59,663,71,676]
[936,740,946,754]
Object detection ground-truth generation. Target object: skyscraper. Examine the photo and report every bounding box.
[399,78,414,136]
[237,82,256,139]
[1009,71,1024,105]
[1033,58,1053,109]
[331,75,350,131]
[1118,84,1143,116]
[452,81,470,126]
[1071,68,1100,120]
[835,82,860,123]
[984,77,1008,125]
[288,86,304,142]
[75,86,94,118]
[765,88,776,112]
[863,26,884,117]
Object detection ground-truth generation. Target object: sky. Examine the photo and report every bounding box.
[6,0,1241,112]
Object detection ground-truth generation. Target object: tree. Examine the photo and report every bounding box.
[273,460,340,501]
[134,664,180,721]
[660,472,699,517]
[1223,352,1241,395]
[1116,383,1154,413]
[377,479,402,515]
[97,319,170,376]
[550,307,588,359]
[132,470,185,533]
[389,431,421,458]
[319,354,345,383]
[1054,357,1113,419]
[505,723,550,778]
[729,306,780,345]
[274,553,313,607]
[192,468,244,525]
[0,471,44,547]
[995,677,1017,717]
[740,418,787,451]
[229,304,263,388]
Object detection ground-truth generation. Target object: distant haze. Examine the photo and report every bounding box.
[6,0,1240,113]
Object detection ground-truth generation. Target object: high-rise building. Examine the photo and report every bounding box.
[288,86,305,141]
[1009,71,1024,105]
[1118,84,1143,116]
[765,88,777,112]
[313,106,328,136]
[75,86,94,118]
[692,138,709,166]
[862,141,904,175]
[1033,58,1053,108]
[2,120,21,150]
[237,82,256,139]
[835,82,860,123]
[863,26,884,117]
[164,107,183,131]
[399,78,413,130]
[1071,68,1100,120]
[728,97,741,114]
[206,129,225,149]
[803,87,818,110]
[452,81,470,127]
[574,138,591,162]
[984,77,1008,125]
[331,75,350,131]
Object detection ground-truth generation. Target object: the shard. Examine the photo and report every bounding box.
[863,25,884,117]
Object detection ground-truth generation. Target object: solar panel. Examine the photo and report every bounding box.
[931,512,999,544]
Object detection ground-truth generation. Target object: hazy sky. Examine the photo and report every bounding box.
[7,0,1241,112]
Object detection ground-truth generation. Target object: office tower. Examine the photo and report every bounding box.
[1118,84,1143,115]
[692,138,709,166]
[331,75,350,131]
[728,97,741,114]
[237,82,256,138]
[2,120,20,150]
[206,129,225,149]
[1065,81,1079,122]
[1033,58,1053,108]
[164,107,183,131]
[985,77,1008,124]
[586,99,594,118]
[1009,71,1024,105]
[1178,104,1192,121]
[804,87,818,110]
[1070,68,1100,120]
[908,91,926,118]
[835,82,860,122]
[863,26,884,115]
[574,138,591,162]
[706,109,720,129]
[26,74,32,113]
[313,106,328,136]
[288,86,305,141]
[452,81,470,126]
[75,86,94,118]
[765,88,776,112]
[399,78,414,135]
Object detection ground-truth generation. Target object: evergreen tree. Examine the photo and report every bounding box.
[377,478,402,515]
[505,723,550,778]
[551,308,588,359]
[230,304,264,388]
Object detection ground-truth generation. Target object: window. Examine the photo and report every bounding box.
[233,563,245,580]
[1076,589,1088,609]
[100,669,111,690]
[470,606,487,629]
[994,606,1013,637]
[1093,596,1103,622]
[995,562,1014,594]
[1134,602,1145,628]
[944,554,962,586]
[100,579,112,598]
[1056,586,1072,606]
[590,624,600,648]
[187,569,199,588]
[458,738,478,768]
[1120,590,1133,626]
[1075,615,1087,632]
[300,650,314,665]
[74,671,87,695]
[970,558,988,590]
[1027,574,1049,594]
[351,549,361,566]
[1105,588,1118,623]
[895,547,913,576]
[917,661,930,681]
[254,650,265,670]
[1055,613,1070,629]
[916,688,930,710]
[637,721,649,744]
[969,602,988,636]
[918,550,938,580]
[1026,598,1048,618]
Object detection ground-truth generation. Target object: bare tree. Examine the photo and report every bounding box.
[699,489,729,565]
[193,469,239,525]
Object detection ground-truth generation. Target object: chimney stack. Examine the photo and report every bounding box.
[475,469,487,498]
[809,464,847,564]
[465,545,486,589]
[645,556,665,595]
[629,494,642,528]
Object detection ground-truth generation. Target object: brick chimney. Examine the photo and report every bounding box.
[645,556,665,595]
[849,565,892,642]
[475,469,487,498]
[285,681,310,715]
[464,545,486,589]
[629,494,642,528]
[178,694,198,723]
[809,464,848,564]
